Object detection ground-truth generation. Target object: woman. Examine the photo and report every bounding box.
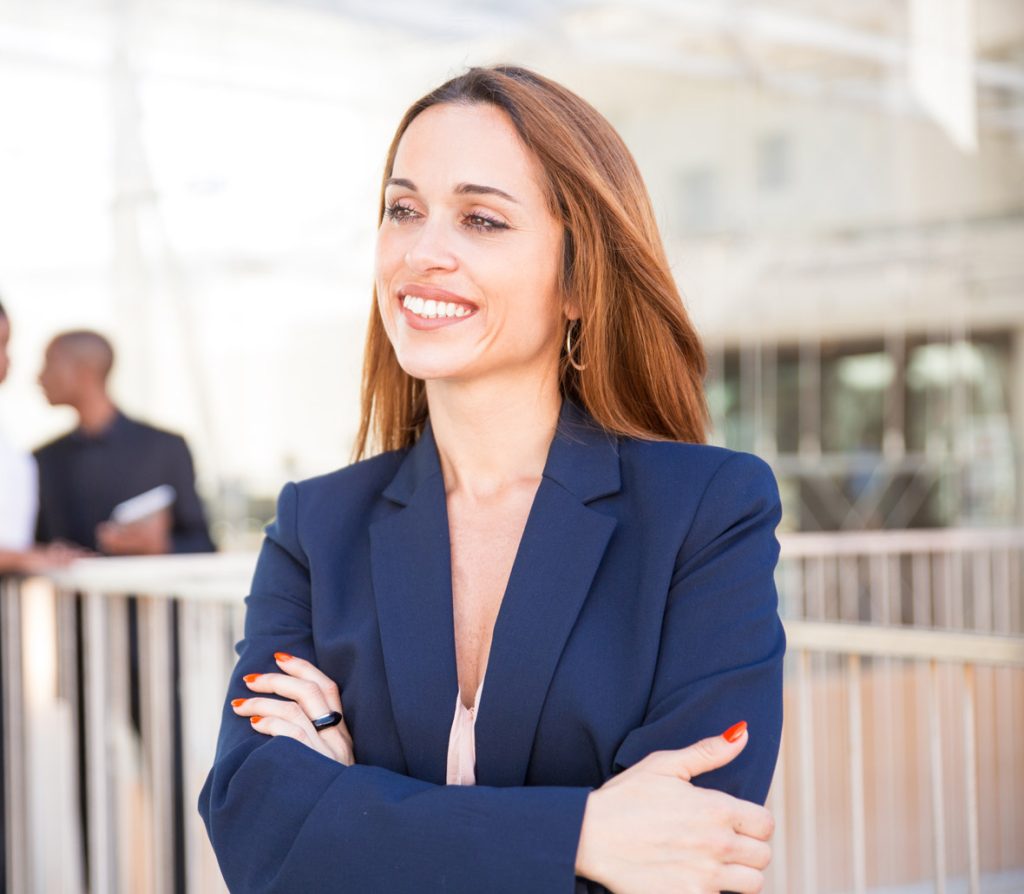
[199,65,784,894]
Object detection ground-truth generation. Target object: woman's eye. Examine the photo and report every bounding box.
[383,201,416,222]
[383,202,508,233]
[463,213,508,232]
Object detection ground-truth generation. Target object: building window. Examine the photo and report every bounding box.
[756,132,790,190]
[678,166,717,232]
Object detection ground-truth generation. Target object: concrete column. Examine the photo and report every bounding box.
[1011,327,1024,525]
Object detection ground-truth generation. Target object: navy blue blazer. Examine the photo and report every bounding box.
[198,397,785,893]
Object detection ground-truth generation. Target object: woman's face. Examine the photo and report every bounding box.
[374,102,570,386]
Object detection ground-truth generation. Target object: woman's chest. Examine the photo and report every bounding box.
[306,476,677,783]
[447,488,537,700]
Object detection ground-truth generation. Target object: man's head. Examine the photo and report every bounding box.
[38,330,115,407]
[0,298,9,386]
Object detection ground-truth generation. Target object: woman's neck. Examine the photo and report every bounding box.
[425,375,562,503]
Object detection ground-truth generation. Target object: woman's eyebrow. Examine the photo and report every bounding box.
[384,177,520,205]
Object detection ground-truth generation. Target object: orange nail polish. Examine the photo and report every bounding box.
[274,652,293,662]
[723,721,747,742]
[231,698,246,707]
[250,715,263,723]
[243,673,260,683]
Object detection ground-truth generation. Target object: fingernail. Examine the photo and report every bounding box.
[274,652,293,662]
[243,673,260,683]
[250,715,263,723]
[723,721,747,742]
[231,698,246,707]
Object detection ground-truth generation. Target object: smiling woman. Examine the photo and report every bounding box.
[199,64,785,894]
[358,70,710,456]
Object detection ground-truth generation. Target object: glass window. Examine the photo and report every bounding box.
[821,345,891,454]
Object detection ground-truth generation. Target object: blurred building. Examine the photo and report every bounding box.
[0,0,1021,543]
[2,4,1023,894]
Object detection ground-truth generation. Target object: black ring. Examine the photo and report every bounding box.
[311,710,343,731]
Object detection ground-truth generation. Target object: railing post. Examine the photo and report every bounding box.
[797,648,817,894]
[1,577,28,894]
[963,663,980,894]
[927,657,947,894]
[848,653,866,894]
[139,594,177,894]
[766,732,788,894]
[83,588,116,894]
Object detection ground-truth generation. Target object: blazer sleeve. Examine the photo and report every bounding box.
[610,451,786,802]
[571,452,785,894]
[197,481,593,894]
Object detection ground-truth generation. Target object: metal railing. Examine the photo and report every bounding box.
[1,556,249,894]
[769,620,1024,894]
[777,528,1024,633]
[2,530,1023,893]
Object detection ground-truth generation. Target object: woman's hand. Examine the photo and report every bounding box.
[231,652,355,766]
[575,722,774,894]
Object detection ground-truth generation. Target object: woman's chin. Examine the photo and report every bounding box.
[396,356,474,383]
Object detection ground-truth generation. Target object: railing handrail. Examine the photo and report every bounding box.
[778,526,1024,556]
[44,552,259,602]
[28,550,1024,666]
[33,525,1024,599]
[32,522,1024,593]
[785,619,1024,666]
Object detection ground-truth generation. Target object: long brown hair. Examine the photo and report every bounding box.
[352,64,709,462]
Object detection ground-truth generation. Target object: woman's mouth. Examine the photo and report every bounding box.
[397,291,479,330]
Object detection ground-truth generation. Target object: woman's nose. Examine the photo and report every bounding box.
[404,217,457,272]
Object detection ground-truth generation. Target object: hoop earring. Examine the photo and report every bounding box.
[565,319,587,372]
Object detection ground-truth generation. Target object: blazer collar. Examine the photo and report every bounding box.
[369,396,621,785]
[381,396,620,507]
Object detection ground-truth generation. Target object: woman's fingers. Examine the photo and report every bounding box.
[272,652,343,713]
[236,655,356,766]
[242,670,336,724]
[726,833,772,871]
[578,726,778,893]
[233,695,324,744]
[731,799,775,841]
[232,695,307,725]
[714,862,767,894]
[247,713,333,760]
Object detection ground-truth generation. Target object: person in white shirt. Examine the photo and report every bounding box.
[0,298,80,574]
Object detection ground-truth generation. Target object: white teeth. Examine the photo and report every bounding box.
[401,294,475,320]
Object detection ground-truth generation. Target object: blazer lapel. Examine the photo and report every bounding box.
[369,397,621,786]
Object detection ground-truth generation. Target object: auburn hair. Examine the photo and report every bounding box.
[351,64,709,462]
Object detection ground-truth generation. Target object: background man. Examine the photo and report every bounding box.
[34,329,215,555]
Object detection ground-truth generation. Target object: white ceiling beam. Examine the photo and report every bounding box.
[630,0,1024,94]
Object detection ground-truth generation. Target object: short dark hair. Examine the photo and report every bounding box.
[0,297,6,318]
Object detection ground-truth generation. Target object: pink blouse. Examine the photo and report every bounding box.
[446,675,485,785]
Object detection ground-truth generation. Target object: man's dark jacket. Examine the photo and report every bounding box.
[34,408,215,553]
